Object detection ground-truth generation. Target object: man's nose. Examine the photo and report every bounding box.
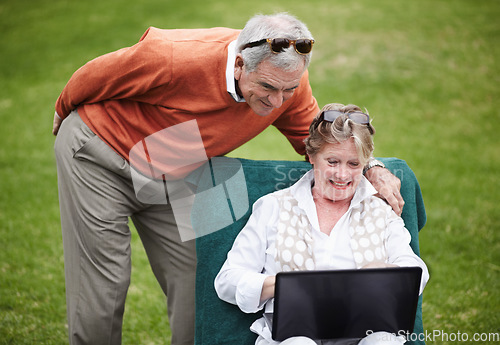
[268,91,284,108]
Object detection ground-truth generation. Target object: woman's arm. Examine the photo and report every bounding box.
[384,209,430,294]
[214,195,280,313]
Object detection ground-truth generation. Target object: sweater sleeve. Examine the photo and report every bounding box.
[272,69,320,156]
[55,37,172,119]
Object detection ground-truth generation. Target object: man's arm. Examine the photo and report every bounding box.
[364,160,405,215]
[54,36,172,125]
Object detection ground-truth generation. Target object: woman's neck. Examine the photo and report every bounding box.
[312,190,352,236]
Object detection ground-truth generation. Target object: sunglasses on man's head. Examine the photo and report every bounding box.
[241,38,315,55]
[315,110,370,129]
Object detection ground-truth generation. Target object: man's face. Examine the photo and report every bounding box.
[234,56,305,116]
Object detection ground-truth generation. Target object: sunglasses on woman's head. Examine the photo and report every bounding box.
[241,38,315,55]
[315,110,370,129]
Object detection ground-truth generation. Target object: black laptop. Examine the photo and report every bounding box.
[267,266,422,341]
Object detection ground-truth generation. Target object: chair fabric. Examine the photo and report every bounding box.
[194,158,427,345]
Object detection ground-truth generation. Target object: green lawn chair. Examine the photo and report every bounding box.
[195,158,427,345]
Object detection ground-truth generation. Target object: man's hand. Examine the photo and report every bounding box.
[52,111,63,136]
[365,166,404,216]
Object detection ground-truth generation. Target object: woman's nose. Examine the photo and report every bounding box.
[334,165,349,180]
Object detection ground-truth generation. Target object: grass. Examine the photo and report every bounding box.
[0,0,498,344]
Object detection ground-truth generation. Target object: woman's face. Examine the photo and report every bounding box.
[309,138,364,203]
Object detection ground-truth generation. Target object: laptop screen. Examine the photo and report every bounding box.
[271,267,422,341]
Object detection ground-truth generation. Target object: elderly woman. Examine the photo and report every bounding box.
[214,103,429,345]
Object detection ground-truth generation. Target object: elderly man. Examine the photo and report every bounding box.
[53,13,402,345]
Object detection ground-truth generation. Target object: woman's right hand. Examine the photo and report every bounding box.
[260,275,276,303]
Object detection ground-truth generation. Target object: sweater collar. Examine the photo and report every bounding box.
[226,40,245,103]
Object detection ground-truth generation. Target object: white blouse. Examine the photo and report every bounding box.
[215,170,429,316]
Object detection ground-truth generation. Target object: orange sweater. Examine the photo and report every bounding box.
[56,27,319,176]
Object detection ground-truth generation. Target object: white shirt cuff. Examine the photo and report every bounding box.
[235,272,269,313]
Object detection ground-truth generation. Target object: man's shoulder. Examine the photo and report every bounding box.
[139,27,240,44]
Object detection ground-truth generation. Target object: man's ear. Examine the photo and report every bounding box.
[234,54,244,80]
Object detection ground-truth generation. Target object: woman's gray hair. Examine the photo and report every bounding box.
[236,13,314,72]
[304,103,376,165]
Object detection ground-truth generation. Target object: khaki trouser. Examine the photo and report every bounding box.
[54,111,195,345]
